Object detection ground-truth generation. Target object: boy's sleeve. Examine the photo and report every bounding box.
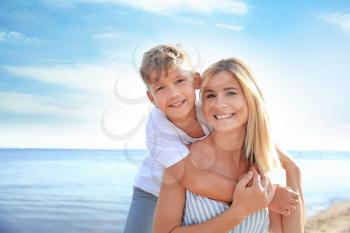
[146,108,189,168]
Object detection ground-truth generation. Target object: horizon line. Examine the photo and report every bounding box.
[0,147,349,153]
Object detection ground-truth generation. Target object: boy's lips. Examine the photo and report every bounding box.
[214,113,235,120]
[169,99,186,108]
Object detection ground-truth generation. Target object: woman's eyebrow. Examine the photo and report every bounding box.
[203,89,214,94]
[224,87,238,91]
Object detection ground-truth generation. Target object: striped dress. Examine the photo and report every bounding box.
[182,190,269,233]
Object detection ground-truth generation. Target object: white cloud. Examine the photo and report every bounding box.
[170,16,206,26]
[1,62,149,132]
[320,12,350,33]
[215,23,243,31]
[78,0,249,15]
[0,92,60,115]
[93,32,120,40]
[2,63,148,113]
[0,31,41,45]
[337,124,350,130]
[0,91,103,119]
[0,89,150,149]
[3,63,118,93]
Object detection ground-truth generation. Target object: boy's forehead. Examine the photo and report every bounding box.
[146,66,192,84]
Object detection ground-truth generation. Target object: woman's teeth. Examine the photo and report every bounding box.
[215,113,234,119]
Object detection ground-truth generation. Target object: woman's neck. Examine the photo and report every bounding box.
[211,127,246,166]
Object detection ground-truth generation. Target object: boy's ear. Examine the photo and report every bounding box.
[146,90,155,105]
[193,72,202,89]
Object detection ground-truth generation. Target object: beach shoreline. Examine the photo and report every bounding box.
[305,200,350,233]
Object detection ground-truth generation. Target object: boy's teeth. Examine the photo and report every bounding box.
[215,113,233,119]
[170,100,184,107]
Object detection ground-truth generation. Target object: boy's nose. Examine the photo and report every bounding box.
[168,86,181,98]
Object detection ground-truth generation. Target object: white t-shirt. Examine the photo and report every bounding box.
[133,104,211,197]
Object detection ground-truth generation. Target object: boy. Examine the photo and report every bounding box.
[123,45,303,233]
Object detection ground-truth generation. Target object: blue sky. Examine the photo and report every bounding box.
[0,0,349,150]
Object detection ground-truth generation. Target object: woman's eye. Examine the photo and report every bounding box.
[206,94,216,99]
[227,91,237,96]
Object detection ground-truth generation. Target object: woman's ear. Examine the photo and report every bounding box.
[193,72,202,89]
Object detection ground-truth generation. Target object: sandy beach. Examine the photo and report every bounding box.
[305,200,350,233]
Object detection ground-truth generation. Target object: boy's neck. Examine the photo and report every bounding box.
[167,107,204,138]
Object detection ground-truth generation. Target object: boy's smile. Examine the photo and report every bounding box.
[169,99,186,108]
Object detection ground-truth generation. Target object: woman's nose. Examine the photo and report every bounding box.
[214,95,228,108]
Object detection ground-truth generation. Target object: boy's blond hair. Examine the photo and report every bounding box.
[201,58,280,173]
[140,44,193,86]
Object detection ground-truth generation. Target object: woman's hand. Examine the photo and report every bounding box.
[269,184,299,216]
[231,168,275,218]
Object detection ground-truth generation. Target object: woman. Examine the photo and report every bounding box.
[153,58,304,233]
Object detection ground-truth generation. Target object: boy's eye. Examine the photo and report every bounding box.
[175,79,185,84]
[155,86,164,92]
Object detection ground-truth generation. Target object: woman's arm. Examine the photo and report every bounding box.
[153,169,186,233]
[154,169,272,233]
[153,169,244,233]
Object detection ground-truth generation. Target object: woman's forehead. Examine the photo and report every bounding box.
[203,71,241,90]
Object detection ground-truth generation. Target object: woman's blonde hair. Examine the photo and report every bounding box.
[201,58,279,172]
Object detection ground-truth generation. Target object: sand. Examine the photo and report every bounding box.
[305,200,350,233]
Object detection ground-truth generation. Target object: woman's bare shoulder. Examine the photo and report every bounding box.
[188,137,216,170]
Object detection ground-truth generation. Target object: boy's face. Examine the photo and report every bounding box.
[146,66,201,120]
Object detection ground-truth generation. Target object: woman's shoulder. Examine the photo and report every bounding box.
[188,137,216,170]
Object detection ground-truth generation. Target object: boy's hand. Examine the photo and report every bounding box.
[268,184,299,216]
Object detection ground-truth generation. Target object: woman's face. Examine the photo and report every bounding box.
[202,71,248,133]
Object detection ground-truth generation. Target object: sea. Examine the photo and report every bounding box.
[0,149,349,233]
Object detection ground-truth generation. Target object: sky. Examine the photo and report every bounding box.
[0,0,349,151]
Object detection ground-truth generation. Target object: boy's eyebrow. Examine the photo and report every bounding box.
[174,74,188,79]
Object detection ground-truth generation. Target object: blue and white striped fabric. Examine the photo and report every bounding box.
[182,190,269,233]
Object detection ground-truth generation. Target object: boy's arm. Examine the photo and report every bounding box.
[276,146,305,233]
[146,108,235,202]
[268,145,303,216]
[276,145,304,202]
[268,211,283,233]
[166,155,236,203]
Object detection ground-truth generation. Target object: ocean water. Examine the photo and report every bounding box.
[0,149,349,233]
